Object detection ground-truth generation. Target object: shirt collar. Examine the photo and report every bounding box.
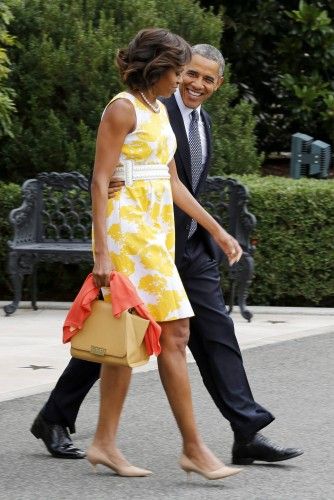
[174,88,201,119]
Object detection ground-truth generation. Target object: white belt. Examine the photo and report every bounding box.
[112,161,170,186]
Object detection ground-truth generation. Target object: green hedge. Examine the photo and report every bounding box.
[238,175,334,306]
[0,181,20,299]
[1,177,334,306]
[0,182,20,261]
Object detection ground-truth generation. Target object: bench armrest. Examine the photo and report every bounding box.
[202,176,256,252]
[8,179,39,247]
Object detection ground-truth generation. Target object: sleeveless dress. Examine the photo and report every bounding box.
[98,91,194,322]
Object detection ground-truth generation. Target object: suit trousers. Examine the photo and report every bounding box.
[42,234,274,437]
[178,233,274,438]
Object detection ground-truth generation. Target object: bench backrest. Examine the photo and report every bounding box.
[9,172,91,245]
[36,172,91,242]
[9,172,255,253]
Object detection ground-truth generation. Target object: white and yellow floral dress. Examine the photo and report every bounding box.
[99,91,194,322]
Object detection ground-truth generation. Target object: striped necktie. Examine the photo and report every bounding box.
[188,109,203,238]
[189,109,203,190]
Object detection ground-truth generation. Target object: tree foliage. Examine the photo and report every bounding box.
[202,0,334,152]
[0,1,16,138]
[279,1,334,146]
[1,0,262,183]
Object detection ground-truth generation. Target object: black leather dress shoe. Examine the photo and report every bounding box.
[30,413,86,459]
[232,433,304,465]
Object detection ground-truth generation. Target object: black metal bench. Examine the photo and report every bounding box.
[201,177,256,321]
[4,172,256,321]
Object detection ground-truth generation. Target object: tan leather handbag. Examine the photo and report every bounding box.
[70,300,150,367]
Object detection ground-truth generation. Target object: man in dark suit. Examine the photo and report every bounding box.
[31,44,303,464]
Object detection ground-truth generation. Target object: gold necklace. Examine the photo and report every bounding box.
[139,91,160,113]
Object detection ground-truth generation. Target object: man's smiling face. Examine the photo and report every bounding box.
[179,53,223,109]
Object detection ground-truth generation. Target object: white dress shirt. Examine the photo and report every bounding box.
[174,88,208,164]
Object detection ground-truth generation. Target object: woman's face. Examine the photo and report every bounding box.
[153,67,183,97]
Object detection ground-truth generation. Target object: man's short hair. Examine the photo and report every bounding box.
[191,44,225,76]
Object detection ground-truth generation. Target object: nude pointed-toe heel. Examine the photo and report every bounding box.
[86,448,152,477]
[180,454,242,480]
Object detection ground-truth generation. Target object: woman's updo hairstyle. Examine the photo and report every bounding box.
[116,28,191,91]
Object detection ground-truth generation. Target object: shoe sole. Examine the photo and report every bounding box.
[232,450,304,465]
[30,423,42,440]
[232,457,254,465]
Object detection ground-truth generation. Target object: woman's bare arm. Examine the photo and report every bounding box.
[91,99,135,287]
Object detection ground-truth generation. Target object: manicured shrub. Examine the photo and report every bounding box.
[236,175,334,306]
[0,181,20,298]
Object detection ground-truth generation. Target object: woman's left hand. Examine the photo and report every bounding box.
[213,229,243,266]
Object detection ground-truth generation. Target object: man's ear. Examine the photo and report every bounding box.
[217,76,224,90]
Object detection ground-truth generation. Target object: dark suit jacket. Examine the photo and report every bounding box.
[162,95,222,267]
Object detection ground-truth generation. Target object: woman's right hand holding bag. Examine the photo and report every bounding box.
[92,252,115,288]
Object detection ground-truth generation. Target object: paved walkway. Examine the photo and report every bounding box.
[0,304,333,499]
[1,302,333,402]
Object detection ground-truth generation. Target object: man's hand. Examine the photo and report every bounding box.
[108,180,124,198]
[213,229,243,266]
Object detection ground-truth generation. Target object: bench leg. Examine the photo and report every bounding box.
[31,263,38,310]
[4,251,24,316]
[236,252,254,322]
[221,259,236,315]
